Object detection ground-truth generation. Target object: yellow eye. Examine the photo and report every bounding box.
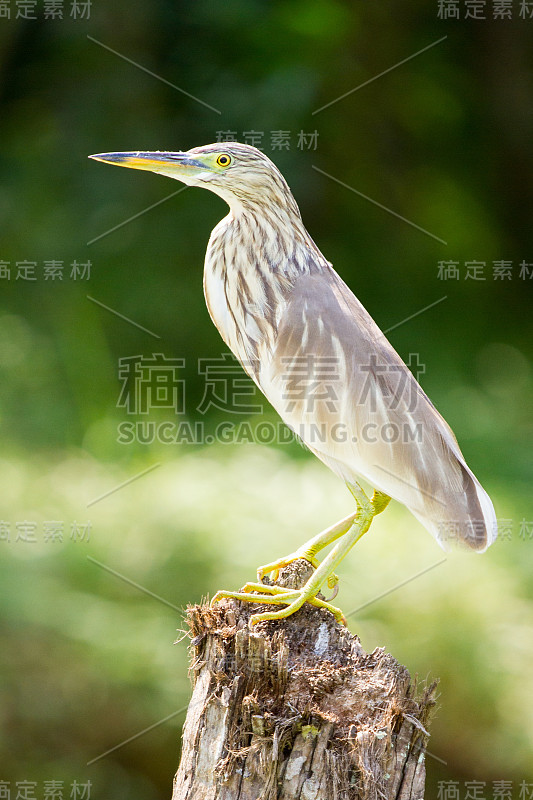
[216,153,232,168]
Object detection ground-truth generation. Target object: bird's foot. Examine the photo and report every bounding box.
[257,552,339,590]
[257,551,318,583]
[211,581,346,627]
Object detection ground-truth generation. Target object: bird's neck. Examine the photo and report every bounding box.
[203,203,329,368]
[206,202,327,286]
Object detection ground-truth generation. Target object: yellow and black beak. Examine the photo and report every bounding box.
[88,150,207,175]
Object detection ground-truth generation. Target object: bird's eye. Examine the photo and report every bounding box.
[216,153,232,168]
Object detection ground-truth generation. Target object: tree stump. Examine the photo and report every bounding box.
[172,560,438,800]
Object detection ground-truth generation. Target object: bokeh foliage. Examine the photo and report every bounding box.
[0,1,532,797]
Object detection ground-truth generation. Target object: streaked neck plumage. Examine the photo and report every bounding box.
[202,186,329,369]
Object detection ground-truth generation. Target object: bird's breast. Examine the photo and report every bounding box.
[203,256,282,379]
[203,213,314,375]
[203,263,233,348]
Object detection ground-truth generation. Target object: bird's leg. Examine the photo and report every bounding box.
[249,484,375,624]
[362,488,390,516]
[211,484,391,626]
[257,488,390,587]
[210,515,355,622]
[257,511,358,589]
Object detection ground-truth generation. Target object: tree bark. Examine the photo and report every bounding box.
[172,560,438,800]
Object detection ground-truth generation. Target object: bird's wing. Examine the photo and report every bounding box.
[256,268,497,551]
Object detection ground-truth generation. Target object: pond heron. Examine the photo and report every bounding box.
[90,143,497,625]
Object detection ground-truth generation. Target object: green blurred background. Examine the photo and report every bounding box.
[1,1,532,797]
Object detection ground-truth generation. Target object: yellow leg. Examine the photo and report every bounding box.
[257,511,358,589]
[211,484,391,626]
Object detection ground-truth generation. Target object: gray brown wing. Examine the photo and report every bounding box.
[256,268,497,551]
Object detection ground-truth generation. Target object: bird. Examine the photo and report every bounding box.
[90,143,497,626]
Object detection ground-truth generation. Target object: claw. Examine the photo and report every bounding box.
[257,551,320,582]
[249,590,347,626]
[211,582,347,628]
[211,586,299,609]
[326,571,339,590]
[323,583,339,603]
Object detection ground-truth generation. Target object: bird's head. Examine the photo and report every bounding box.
[89,142,298,214]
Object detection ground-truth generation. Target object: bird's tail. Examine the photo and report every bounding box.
[411,464,498,552]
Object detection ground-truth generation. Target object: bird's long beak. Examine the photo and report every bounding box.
[88,151,206,175]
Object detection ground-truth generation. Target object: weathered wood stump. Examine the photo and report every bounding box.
[173,560,437,800]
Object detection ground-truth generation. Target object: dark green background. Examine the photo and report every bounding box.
[1,1,532,797]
